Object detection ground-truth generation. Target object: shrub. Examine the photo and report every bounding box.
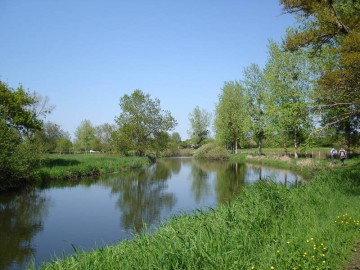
[193,143,229,160]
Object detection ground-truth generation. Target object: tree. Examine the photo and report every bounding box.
[280,0,360,137]
[0,81,43,134]
[33,122,68,153]
[214,81,248,154]
[74,120,97,152]
[55,133,72,154]
[115,89,177,156]
[188,106,212,148]
[0,81,44,190]
[242,63,267,155]
[264,41,314,157]
[171,132,181,144]
[95,123,117,153]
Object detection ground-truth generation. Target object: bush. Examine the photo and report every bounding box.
[193,143,229,160]
[0,122,41,190]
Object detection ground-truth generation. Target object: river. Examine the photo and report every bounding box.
[0,158,301,270]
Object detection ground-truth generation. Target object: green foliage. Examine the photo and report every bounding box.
[264,41,314,154]
[0,121,41,190]
[188,106,211,147]
[193,143,229,160]
[74,119,97,152]
[0,81,44,190]
[214,81,248,153]
[0,81,42,133]
[242,63,267,154]
[95,123,117,153]
[281,0,360,135]
[115,89,177,156]
[32,122,71,153]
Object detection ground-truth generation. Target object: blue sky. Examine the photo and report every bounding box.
[0,1,295,140]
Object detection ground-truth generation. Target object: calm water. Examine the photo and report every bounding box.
[0,158,301,270]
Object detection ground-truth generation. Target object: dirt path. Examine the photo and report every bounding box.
[344,242,360,269]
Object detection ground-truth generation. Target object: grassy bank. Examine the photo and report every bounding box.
[33,154,149,182]
[230,150,360,180]
[33,159,360,269]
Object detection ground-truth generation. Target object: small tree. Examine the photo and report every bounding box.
[74,120,97,152]
[242,63,267,155]
[115,89,177,156]
[214,81,248,154]
[188,106,211,148]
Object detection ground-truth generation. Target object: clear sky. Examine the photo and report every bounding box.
[0,1,295,140]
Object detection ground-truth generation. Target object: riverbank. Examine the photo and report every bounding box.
[32,155,360,269]
[33,154,149,183]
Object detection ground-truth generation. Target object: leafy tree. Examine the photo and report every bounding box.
[214,81,248,154]
[115,89,177,156]
[171,132,181,144]
[264,41,314,157]
[0,81,43,133]
[242,63,267,155]
[188,106,212,148]
[33,122,68,152]
[28,92,55,124]
[0,81,44,189]
[95,123,117,153]
[55,134,73,154]
[280,0,360,138]
[74,120,97,152]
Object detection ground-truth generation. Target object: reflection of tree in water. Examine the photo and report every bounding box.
[107,165,176,232]
[0,190,49,270]
[190,162,211,203]
[215,163,246,203]
[156,158,182,175]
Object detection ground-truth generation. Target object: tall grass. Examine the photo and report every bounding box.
[33,154,149,181]
[34,163,360,269]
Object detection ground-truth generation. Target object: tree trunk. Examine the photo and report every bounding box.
[294,131,298,158]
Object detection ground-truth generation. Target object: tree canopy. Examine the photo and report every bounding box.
[280,0,360,130]
[115,89,177,156]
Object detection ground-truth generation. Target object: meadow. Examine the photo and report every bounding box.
[31,153,360,270]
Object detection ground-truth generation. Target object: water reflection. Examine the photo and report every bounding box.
[0,190,50,270]
[105,167,176,232]
[0,158,302,270]
[244,164,301,186]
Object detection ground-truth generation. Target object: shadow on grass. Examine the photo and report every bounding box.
[42,158,81,167]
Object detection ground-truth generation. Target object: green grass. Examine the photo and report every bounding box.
[33,154,149,182]
[32,158,360,270]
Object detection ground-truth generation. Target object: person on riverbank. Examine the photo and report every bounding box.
[330,147,337,163]
[339,147,347,166]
